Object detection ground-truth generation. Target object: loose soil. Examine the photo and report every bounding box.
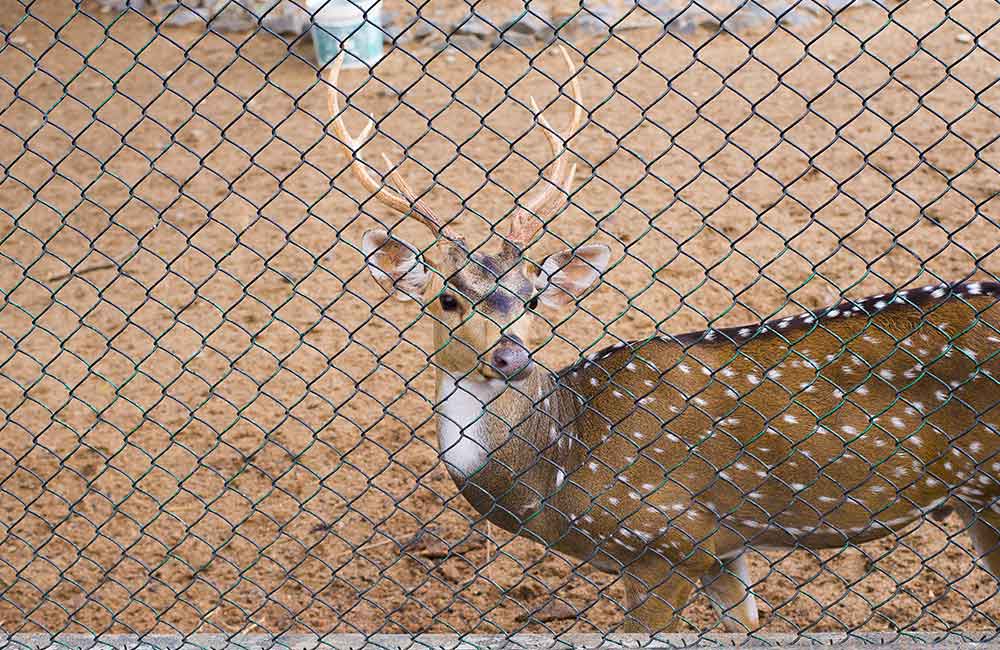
[1,0,1000,638]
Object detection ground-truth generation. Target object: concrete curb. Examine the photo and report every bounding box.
[2,633,1000,650]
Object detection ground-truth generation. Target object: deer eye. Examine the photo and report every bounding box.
[439,293,460,311]
[527,297,539,310]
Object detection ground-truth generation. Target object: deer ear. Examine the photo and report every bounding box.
[362,229,431,302]
[532,244,610,308]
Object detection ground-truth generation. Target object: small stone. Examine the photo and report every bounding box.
[571,13,609,35]
[209,6,255,33]
[956,33,972,43]
[164,7,207,28]
[262,5,310,34]
[503,7,553,34]
[510,580,544,599]
[383,23,403,43]
[408,20,438,41]
[590,3,621,22]
[498,31,540,49]
[403,527,487,559]
[667,15,702,34]
[454,16,496,38]
[436,560,465,583]
[645,0,679,19]
[448,34,490,52]
[777,9,817,27]
[720,5,771,32]
[517,600,577,623]
[95,0,140,10]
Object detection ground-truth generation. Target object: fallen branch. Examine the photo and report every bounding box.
[485,522,496,585]
[47,261,117,282]
[335,538,395,561]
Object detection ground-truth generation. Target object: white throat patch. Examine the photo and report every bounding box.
[436,375,505,478]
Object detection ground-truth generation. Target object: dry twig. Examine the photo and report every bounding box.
[46,261,117,282]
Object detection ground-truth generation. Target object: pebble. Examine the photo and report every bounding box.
[516,600,577,622]
[503,8,553,35]
[165,8,207,28]
[454,16,496,38]
[409,20,437,41]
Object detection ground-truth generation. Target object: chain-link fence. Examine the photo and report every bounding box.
[2,0,1000,644]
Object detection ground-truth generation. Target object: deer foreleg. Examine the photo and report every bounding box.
[956,501,1000,579]
[700,551,759,632]
[623,566,696,632]
[621,548,715,633]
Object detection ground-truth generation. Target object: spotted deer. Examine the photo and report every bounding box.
[329,50,1000,632]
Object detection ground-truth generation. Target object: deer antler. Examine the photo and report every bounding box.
[326,54,464,248]
[506,44,585,250]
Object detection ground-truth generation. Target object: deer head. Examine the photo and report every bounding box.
[328,48,610,384]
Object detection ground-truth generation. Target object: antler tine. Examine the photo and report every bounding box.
[529,97,570,195]
[507,44,585,249]
[326,54,461,243]
[380,153,443,228]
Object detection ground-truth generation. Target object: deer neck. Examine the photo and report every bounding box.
[434,368,585,533]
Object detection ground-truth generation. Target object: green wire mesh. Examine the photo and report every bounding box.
[1,0,1000,643]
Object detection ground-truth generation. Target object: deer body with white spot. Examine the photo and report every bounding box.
[330,54,1000,633]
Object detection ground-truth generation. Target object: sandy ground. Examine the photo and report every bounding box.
[1,0,1000,637]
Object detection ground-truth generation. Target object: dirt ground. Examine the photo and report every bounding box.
[1,0,1000,638]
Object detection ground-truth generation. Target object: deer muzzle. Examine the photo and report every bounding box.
[489,336,533,381]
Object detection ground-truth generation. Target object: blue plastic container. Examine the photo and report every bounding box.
[308,0,384,69]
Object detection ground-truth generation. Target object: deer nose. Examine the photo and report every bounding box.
[491,337,532,380]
